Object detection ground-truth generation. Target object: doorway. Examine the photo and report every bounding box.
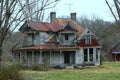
[64,51,75,64]
[64,52,70,64]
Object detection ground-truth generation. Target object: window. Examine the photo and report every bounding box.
[85,35,91,44]
[65,34,69,40]
[89,48,93,61]
[84,49,88,62]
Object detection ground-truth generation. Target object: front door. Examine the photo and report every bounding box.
[42,51,50,64]
[64,52,70,64]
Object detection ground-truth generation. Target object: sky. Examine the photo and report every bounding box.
[51,0,115,22]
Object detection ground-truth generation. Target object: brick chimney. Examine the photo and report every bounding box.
[50,12,56,22]
[70,13,76,21]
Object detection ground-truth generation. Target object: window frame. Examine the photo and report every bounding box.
[85,35,91,44]
[64,34,69,41]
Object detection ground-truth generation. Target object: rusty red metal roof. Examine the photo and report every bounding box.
[46,35,58,43]
[27,19,85,37]
[51,18,85,37]
[14,44,80,51]
[28,21,52,31]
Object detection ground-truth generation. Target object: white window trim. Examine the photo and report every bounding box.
[85,35,91,44]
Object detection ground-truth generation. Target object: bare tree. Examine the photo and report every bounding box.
[105,0,120,23]
[0,0,60,61]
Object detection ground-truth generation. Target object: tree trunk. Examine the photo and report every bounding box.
[0,46,2,61]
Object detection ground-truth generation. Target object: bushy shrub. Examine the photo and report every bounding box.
[0,62,21,80]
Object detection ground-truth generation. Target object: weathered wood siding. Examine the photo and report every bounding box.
[75,48,84,64]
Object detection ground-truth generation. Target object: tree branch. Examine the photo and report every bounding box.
[105,0,118,23]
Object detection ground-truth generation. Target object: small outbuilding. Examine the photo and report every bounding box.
[111,43,120,61]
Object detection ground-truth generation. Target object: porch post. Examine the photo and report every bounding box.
[115,54,117,62]
[25,51,27,64]
[88,48,90,62]
[60,50,62,64]
[32,50,34,64]
[93,48,96,63]
[20,51,22,63]
[98,51,100,65]
[50,51,52,65]
[40,50,42,64]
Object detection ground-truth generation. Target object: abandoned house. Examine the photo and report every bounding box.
[12,12,101,67]
[111,42,120,61]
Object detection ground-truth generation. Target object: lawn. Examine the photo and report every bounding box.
[21,62,120,80]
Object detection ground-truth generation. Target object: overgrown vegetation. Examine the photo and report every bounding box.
[22,62,120,80]
[31,64,49,71]
[0,62,22,80]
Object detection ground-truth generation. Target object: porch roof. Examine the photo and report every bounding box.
[111,42,120,53]
[13,44,80,51]
[112,52,120,54]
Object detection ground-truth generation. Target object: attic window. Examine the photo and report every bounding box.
[85,35,91,44]
[65,34,69,40]
[87,31,90,33]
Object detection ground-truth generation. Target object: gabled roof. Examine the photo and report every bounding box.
[62,22,78,31]
[51,18,85,37]
[112,42,120,53]
[19,18,85,37]
[28,21,52,31]
[77,28,98,41]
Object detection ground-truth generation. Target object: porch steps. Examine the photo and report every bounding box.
[66,66,74,69]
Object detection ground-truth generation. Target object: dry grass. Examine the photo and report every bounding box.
[21,62,120,80]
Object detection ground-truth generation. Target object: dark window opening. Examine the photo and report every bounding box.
[65,34,69,40]
[89,48,93,61]
[96,52,98,62]
[84,49,88,62]
[64,52,70,64]
[87,31,90,33]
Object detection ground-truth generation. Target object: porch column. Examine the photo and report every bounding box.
[32,51,34,64]
[40,50,42,64]
[25,51,27,64]
[50,51,52,65]
[20,51,22,63]
[115,54,117,61]
[98,51,100,65]
[93,48,96,63]
[88,48,90,62]
[60,50,62,64]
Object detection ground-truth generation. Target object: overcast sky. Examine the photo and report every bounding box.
[50,0,115,22]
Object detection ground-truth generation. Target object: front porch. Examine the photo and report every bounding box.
[13,50,76,67]
[12,47,101,67]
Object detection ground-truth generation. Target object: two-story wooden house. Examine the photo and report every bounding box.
[12,12,101,67]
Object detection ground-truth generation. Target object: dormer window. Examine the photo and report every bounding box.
[84,30,91,44]
[65,34,69,40]
[85,35,91,44]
